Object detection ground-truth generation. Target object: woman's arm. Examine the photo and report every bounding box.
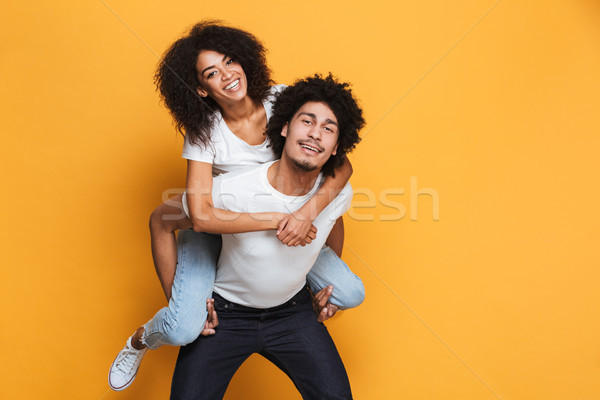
[187,160,311,236]
[277,157,353,246]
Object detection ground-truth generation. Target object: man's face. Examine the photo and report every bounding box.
[281,101,339,172]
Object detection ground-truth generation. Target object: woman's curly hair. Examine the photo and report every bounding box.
[154,21,273,147]
[265,74,365,177]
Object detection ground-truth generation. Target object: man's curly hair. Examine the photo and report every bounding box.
[265,74,364,177]
[154,21,273,147]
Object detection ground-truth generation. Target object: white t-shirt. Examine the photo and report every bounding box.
[181,85,286,176]
[210,161,353,308]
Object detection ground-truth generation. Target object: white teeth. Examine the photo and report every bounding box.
[225,79,239,90]
[301,144,319,152]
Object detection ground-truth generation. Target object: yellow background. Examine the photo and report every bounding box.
[2,0,599,399]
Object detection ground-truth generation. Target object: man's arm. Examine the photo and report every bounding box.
[325,217,344,257]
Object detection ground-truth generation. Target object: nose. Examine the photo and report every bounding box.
[221,67,233,80]
[307,125,321,141]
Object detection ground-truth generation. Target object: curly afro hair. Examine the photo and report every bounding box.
[154,21,273,147]
[265,74,364,177]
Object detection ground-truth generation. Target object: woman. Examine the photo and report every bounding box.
[108,21,364,391]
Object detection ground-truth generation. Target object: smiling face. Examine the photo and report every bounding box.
[281,101,339,172]
[195,49,247,105]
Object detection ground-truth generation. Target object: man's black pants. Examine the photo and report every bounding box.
[170,286,353,399]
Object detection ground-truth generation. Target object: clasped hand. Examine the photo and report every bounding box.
[276,213,317,246]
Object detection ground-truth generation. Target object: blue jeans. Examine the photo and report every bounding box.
[143,229,365,349]
[170,287,353,400]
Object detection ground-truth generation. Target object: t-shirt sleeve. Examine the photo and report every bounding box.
[182,176,225,219]
[211,175,225,209]
[181,134,216,163]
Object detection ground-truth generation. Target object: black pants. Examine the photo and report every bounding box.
[170,287,353,399]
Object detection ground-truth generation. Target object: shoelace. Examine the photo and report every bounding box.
[115,345,142,373]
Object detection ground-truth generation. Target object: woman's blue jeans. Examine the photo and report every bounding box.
[143,229,365,349]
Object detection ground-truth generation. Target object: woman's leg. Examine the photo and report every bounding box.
[306,245,365,309]
[109,195,221,391]
[149,194,192,300]
[143,229,221,348]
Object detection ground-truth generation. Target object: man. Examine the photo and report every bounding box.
[171,74,364,399]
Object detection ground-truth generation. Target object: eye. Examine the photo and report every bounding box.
[324,126,333,132]
[207,70,217,79]
[303,120,312,125]
[226,58,235,66]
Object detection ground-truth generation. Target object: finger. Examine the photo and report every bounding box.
[277,229,291,242]
[318,285,332,297]
[307,231,316,240]
[280,231,295,244]
[207,311,216,328]
[318,307,328,323]
[319,286,333,307]
[328,304,339,318]
[310,225,318,233]
[211,309,219,328]
[277,217,289,235]
[317,292,328,308]
[314,287,326,302]
[304,237,312,244]
[200,320,216,336]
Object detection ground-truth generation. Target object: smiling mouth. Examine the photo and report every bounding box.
[224,79,240,90]
[299,142,323,154]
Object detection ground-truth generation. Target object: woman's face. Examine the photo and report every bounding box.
[196,49,247,105]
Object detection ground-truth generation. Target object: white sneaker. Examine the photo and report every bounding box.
[108,335,148,391]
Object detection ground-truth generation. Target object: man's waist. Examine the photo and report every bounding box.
[212,285,311,313]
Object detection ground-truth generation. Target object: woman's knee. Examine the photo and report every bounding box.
[149,196,190,234]
[161,318,205,346]
[330,276,365,309]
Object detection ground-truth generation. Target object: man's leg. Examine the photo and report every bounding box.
[170,294,259,400]
[260,289,353,400]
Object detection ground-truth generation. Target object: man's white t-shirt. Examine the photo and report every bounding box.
[181,85,286,176]
[209,161,352,308]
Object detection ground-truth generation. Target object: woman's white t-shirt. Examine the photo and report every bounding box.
[181,85,286,176]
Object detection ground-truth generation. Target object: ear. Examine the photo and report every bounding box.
[331,142,339,156]
[281,123,288,138]
[197,87,208,97]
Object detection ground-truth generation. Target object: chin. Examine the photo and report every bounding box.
[291,158,319,172]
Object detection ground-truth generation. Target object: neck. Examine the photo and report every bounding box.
[267,157,321,196]
[219,96,260,123]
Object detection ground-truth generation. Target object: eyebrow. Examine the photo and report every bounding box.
[297,112,339,127]
[201,55,228,75]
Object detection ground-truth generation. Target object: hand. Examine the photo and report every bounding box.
[200,298,219,336]
[311,285,340,323]
[277,214,317,247]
